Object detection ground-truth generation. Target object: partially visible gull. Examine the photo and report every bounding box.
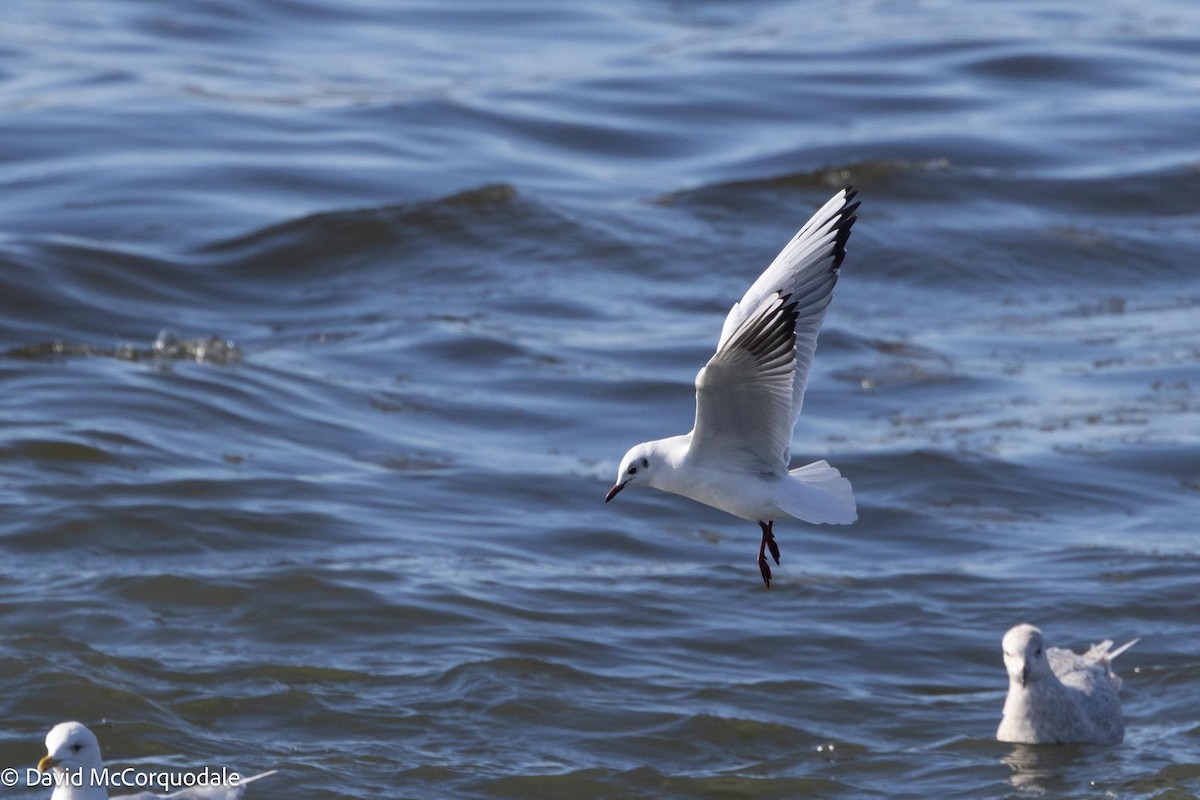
[37,721,276,800]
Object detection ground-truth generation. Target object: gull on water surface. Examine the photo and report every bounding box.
[997,624,1138,745]
[37,721,276,800]
[606,187,859,586]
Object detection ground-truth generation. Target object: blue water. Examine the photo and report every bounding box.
[2,1,1199,798]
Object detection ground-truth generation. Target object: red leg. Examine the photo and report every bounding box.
[757,520,777,587]
[765,521,780,565]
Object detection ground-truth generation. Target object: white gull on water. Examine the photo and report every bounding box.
[997,624,1138,745]
[37,722,276,800]
[606,187,859,586]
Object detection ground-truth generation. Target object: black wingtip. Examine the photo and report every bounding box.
[728,292,801,370]
[830,188,859,272]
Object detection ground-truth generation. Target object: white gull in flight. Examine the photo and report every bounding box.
[606,187,859,586]
[996,623,1138,745]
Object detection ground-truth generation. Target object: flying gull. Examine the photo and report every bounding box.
[606,187,859,586]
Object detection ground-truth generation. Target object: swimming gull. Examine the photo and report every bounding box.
[996,623,1138,745]
[606,187,859,586]
[37,721,276,800]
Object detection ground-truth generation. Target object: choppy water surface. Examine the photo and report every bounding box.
[2,1,1199,798]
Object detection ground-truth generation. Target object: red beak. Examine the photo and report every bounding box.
[605,481,627,503]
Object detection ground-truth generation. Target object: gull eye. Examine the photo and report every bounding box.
[1035,647,1042,657]
[627,466,637,475]
[72,743,83,752]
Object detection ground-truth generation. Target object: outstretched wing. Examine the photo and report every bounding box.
[715,187,858,444]
[689,292,799,472]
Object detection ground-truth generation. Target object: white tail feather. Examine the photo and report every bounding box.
[1107,638,1139,661]
[238,771,278,785]
[779,460,857,524]
[1085,638,1138,691]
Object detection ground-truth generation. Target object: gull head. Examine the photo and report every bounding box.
[606,443,656,502]
[1002,624,1049,689]
[40,721,104,776]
